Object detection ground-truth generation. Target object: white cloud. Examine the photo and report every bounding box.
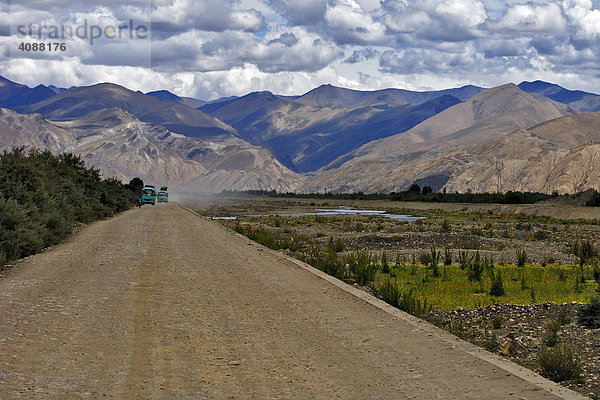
[382,0,487,42]
[486,2,567,33]
[324,0,388,45]
[151,0,265,33]
[3,0,600,99]
[562,0,600,38]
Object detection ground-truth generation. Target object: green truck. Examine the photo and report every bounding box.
[141,185,157,205]
[157,186,168,203]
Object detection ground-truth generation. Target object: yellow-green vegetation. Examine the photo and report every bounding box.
[373,260,596,310]
[215,198,600,313]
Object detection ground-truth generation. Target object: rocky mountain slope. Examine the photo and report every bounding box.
[0,107,302,193]
[304,85,575,193]
[2,73,600,195]
[16,83,234,139]
[518,81,600,113]
[0,108,76,154]
[201,88,466,172]
[444,113,600,194]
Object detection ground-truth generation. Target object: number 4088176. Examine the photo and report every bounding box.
[18,43,67,52]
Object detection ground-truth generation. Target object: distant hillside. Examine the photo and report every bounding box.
[305,84,573,193]
[2,75,600,194]
[294,83,483,109]
[0,107,302,193]
[146,90,206,108]
[518,80,600,112]
[0,76,56,108]
[201,88,464,172]
[444,113,600,194]
[16,82,234,139]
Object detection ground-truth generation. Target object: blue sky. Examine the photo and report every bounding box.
[2,0,600,100]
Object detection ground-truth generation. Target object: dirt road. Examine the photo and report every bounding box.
[0,204,585,399]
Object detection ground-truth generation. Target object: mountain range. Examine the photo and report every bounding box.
[0,75,599,194]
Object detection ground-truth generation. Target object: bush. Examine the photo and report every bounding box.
[458,250,470,270]
[569,240,597,267]
[374,278,429,317]
[347,250,377,286]
[467,251,484,282]
[443,246,452,265]
[408,183,421,193]
[586,190,600,207]
[578,293,600,329]
[375,278,401,308]
[429,245,440,277]
[489,269,505,296]
[0,148,138,263]
[400,289,429,317]
[483,327,499,352]
[537,343,584,383]
[543,320,562,348]
[516,248,528,267]
[380,251,390,274]
[327,235,345,252]
[440,220,451,233]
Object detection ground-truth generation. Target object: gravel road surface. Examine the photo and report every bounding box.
[0,204,585,399]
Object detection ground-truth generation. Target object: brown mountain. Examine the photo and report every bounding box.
[16,83,235,139]
[201,90,462,172]
[0,107,302,193]
[294,83,482,109]
[444,113,600,194]
[304,84,573,193]
[0,108,75,153]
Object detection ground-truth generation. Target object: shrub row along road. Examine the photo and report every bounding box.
[0,204,584,399]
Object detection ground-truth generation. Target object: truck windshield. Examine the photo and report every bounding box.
[142,189,155,196]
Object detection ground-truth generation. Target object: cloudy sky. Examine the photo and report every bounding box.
[2,0,600,100]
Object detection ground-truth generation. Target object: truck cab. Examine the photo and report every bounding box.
[141,186,156,205]
[157,190,168,203]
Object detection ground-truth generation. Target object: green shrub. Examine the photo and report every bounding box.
[586,190,600,207]
[347,250,377,286]
[537,343,584,383]
[380,251,390,274]
[578,293,600,329]
[516,248,528,267]
[374,279,429,317]
[483,327,499,352]
[400,289,429,317]
[458,250,470,270]
[543,320,562,347]
[443,246,452,266]
[447,316,466,339]
[468,251,484,282]
[375,278,401,308]
[440,219,451,233]
[327,235,345,252]
[0,149,137,263]
[429,245,440,277]
[489,269,505,297]
[569,240,597,267]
